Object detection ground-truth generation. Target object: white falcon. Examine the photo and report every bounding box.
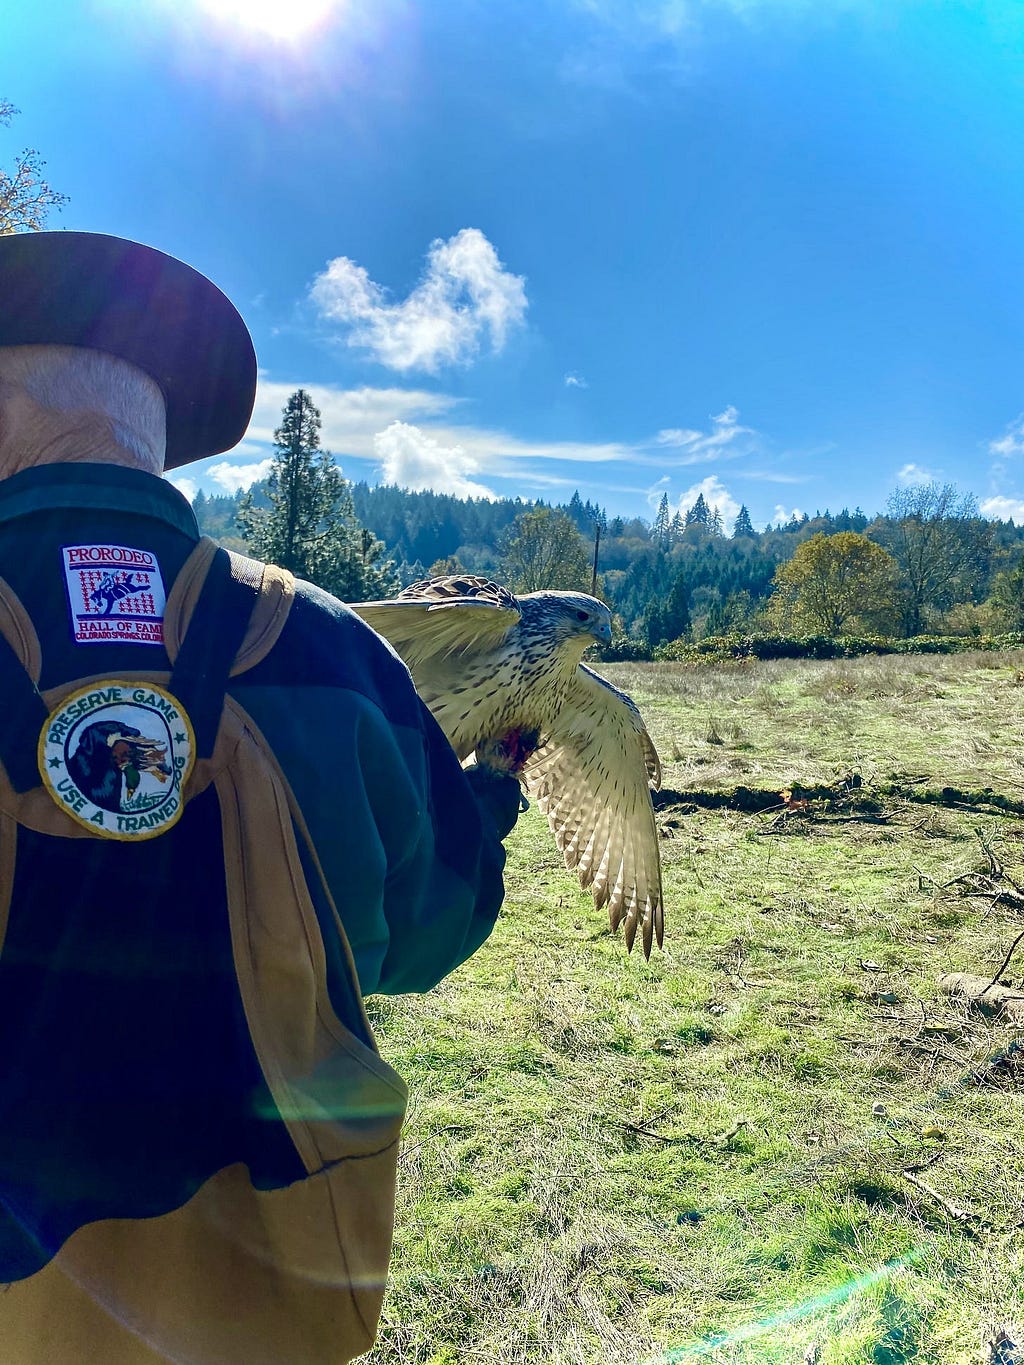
[352,575,664,956]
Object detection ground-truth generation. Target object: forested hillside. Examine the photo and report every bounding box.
[191,478,1024,648]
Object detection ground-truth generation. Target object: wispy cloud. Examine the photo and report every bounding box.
[654,405,756,463]
[373,421,497,499]
[980,495,1024,523]
[558,0,877,109]
[309,228,527,372]
[988,415,1024,459]
[246,380,751,473]
[564,371,589,388]
[645,474,672,509]
[742,469,809,484]
[193,378,778,508]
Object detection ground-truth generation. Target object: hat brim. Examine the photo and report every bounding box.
[0,231,257,468]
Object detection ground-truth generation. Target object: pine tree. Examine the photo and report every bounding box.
[733,505,755,538]
[652,493,671,549]
[685,493,710,528]
[709,506,724,537]
[643,569,691,647]
[668,511,685,546]
[237,389,397,601]
[567,490,588,531]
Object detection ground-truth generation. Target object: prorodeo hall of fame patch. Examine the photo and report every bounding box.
[38,682,195,840]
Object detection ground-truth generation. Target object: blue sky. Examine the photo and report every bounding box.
[4,0,1024,529]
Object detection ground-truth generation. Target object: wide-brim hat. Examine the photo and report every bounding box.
[0,231,257,468]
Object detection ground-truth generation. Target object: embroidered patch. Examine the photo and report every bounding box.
[62,544,167,645]
[39,681,195,840]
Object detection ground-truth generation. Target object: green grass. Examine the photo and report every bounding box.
[361,652,1024,1365]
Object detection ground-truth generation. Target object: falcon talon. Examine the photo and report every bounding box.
[354,576,664,955]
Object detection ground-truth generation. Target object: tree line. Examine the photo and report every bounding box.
[199,389,1024,653]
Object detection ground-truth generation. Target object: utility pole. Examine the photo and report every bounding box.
[590,521,601,596]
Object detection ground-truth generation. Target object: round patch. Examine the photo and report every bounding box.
[38,681,195,840]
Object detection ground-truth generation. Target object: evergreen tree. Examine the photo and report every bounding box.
[733,505,755,538]
[668,511,685,545]
[652,492,671,549]
[644,568,691,647]
[685,493,710,528]
[709,505,724,537]
[567,490,588,531]
[237,389,397,601]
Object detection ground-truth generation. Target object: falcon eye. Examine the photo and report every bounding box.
[575,610,589,621]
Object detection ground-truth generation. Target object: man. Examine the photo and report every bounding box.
[0,231,523,1363]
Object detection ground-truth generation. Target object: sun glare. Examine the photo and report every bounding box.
[197,0,340,41]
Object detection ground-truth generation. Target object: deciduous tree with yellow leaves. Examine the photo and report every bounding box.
[767,531,898,635]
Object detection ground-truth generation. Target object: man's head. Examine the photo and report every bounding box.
[0,232,257,478]
[0,345,167,476]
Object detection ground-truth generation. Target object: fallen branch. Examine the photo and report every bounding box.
[939,973,1024,1024]
[984,928,1024,993]
[901,1168,992,1233]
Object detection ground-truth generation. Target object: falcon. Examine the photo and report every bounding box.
[352,575,664,956]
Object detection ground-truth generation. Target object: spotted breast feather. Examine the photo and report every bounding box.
[352,576,664,957]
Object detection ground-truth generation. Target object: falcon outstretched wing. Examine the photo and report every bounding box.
[352,576,521,670]
[522,665,663,957]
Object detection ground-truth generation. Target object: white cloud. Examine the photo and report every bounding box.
[897,462,939,484]
[989,416,1024,458]
[653,406,755,463]
[980,495,1024,523]
[206,458,275,494]
[678,475,740,531]
[309,228,527,373]
[645,474,671,508]
[185,378,778,508]
[655,427,702,447]
[239,380,752,476]
[773,503,804,524]
[373,422,497,500]
[564,371,589,388]
[167,474,197,501]
[742,469,809,484]
[246,380,458,454]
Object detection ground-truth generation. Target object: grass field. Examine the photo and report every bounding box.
[363,651,1024,1365]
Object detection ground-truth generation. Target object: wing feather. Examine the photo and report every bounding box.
[351,587,520,671]
[523,665,664,956]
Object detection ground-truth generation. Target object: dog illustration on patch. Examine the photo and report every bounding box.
[67,720,172,813]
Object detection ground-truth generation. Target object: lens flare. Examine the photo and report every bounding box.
[196,0,341,40]
[649,1247,928,1362]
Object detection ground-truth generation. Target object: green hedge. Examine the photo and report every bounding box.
[645,632,1024,664]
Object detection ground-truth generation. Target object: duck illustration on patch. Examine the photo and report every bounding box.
[39,681,195,839]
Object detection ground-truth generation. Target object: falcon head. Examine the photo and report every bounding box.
[520,592,613,654]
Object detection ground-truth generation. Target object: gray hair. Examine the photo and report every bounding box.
[0,345,167,472]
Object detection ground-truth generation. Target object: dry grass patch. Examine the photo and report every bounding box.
[362,653,1024,1365]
